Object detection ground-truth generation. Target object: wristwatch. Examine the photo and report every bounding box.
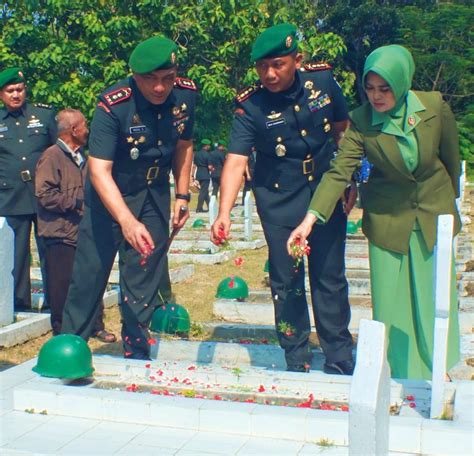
[175,192,191,202]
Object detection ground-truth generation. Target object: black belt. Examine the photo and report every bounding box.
[113,165,171,195]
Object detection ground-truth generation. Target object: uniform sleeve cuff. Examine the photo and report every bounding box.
[308,209,326,224]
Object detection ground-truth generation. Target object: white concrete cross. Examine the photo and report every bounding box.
[349,319,390,456]
[209,195,218,226]
[243,192,253,241]
[430,214,454,419]
[0,217,15,325]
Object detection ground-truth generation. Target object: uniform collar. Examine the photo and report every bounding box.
[265,71,303,102]
[56,138,85,167]
[0,103,27,120]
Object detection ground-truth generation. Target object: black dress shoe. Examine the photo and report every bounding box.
[323,359,355,375]
[287,364,311,373]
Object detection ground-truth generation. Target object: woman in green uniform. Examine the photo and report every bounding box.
[287,45,460,380]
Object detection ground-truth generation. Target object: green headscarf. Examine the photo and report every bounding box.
[362,45,415,113]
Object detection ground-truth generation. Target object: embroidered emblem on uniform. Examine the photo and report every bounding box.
[408,115,416,126]
[308,93,331,112]
[172,107,181,116]
[126,136,134,143]
[130,147,140,160]
[304,81,314,90]
[138,136,146,143]
[266,118,286,129]
[324,123,331,133]
[180,103,187,112]
[275,144,287,157]
[132,114,141,125]
[285,36,293,48]
[266,111,282,120]
[177,123,185,134]
[129,125,147,134]
[308,89,321,100]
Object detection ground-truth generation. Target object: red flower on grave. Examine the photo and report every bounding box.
[258,385,265,392]
[171,377,179,383]
[145,363,151,368]
[409,402,416,408]
[214,395,223,400]
[234,257,244,267]
[341,405,349,412]
[149,375,156,381]
[151,389,160,395]
[406,395,415,401]
[156,369,164,376]
[245,398,255,403]
[148,338,157,345]
[126,384,138,392]
[187,365,196,371]
[228,276,235,288]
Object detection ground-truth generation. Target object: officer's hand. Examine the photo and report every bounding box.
[286,213,317,256]
[172,201,189,229]
[121,217,155,256]
[211,215,231,246]
[342,181,357,216]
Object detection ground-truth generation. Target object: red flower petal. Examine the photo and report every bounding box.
[406,395,415,401]
[341,405,349,412]
[145,363,151,368]
[148,338,157,345]
[258,385,265,392]
[187,365,196,371]
[214,395,222,400]
[409,402,416,408]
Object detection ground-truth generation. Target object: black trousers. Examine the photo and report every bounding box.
[262,201,353,366]
[45,242,105,336]
[62,195,169,359]
[6,214,47,310]
[196,179,210,211]
[211,176,220,197]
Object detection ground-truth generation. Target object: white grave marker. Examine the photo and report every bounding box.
[243,192,253,241]
[349,319,390,456]
[209,195,218,226]
[0,217,14,325]
[430,214,454,419]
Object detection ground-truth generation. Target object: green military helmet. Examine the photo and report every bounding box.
[263,259,270,273]
[150,303,191,335]
[192,218,205,228]
[346,221,358,235]
[33,334,94,379]
[216,276,249,300]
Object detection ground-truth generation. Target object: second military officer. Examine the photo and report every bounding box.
[61,36,197,359]
[0,68,56,311]
[192,138,212,212]
[211,24,354,374]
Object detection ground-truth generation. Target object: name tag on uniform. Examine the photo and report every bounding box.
[27,123,44,128]
[0,126,8,132]
[266,118,286,129]
[308,94,331,112]
[129,125,147,134]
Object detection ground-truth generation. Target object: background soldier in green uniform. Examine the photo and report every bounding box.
[0,68,56,311]
[211,24,355,374]
[61,36,197,359]
[192,138,212,212]
[209,139,226,197]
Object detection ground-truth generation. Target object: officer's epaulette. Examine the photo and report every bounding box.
[235,84,261,103]
[174,77,197,91]
[301,62,332,72]
[33,102,53,109]
[103,87,132,106]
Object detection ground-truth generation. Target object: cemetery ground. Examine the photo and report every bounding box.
[0,190,473,455]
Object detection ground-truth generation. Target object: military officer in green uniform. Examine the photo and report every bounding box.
[211,24,354,374]
[61,36,197,359]
[192,138,212,212]
[209,139,226,197]
[0,68,56,310]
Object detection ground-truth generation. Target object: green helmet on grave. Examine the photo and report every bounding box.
[150,303,191,335]
[263,260,270,273]
[33,334,94,379]
[216,276,249,300]
[346,221,358,234]
[192,218,205,228]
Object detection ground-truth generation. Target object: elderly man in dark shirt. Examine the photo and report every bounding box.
[35,109,116,342]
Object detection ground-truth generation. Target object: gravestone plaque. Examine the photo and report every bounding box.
[209,195,218,226]
[0,217,14,325]
[243,192,253,241]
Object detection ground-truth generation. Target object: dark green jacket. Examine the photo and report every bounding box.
[309,91,461,254]
[0,102,56,215]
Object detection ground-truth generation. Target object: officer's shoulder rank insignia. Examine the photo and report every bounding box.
[236,84,261,103]
[33,102,53,109]
[302,62,332,72]
[174,77,197,91]
[103,87,132,106]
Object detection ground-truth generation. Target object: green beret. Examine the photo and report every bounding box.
[201,139,211,146]
[251,23,298,62]
[129,36,178,74]
[218,139,227,147]
[0,67,25,89]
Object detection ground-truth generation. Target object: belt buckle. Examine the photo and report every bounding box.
[20,170,32,182]
[302,158,314,175]
[146,166,160,180]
